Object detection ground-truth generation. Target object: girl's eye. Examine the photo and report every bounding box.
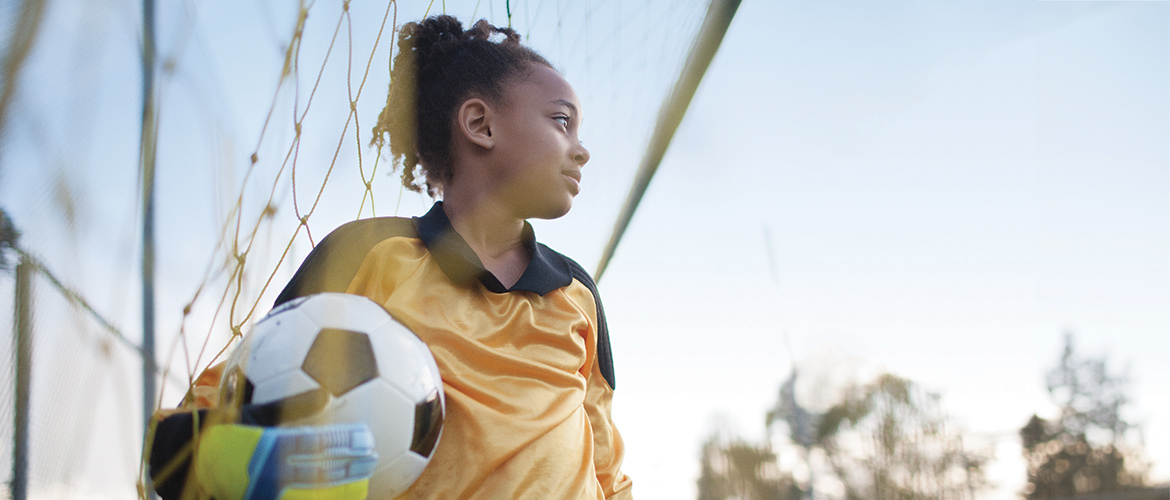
[554,115,570,128]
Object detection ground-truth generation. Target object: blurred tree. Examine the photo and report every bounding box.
[810,373,989,500]
[696,433,801,500]
[765,369,822,499]
[0,207,19,271]
[698,370,989,500]
[1020,333,1148,498]
[697,436,732,500]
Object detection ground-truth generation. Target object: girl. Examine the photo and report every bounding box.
[151,15,632,500]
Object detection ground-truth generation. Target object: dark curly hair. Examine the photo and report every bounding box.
[371,16,552,197]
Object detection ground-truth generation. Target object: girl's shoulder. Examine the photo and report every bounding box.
[275,217,420,306]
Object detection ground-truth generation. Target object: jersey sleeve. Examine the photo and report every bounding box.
[565,261,632,499]
[585,356,634,499]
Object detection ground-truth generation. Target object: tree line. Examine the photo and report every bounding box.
[696,334,1153,500]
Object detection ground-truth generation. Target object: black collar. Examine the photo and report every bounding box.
[413,202,572,295]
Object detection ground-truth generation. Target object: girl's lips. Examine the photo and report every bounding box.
[562,170,581,194]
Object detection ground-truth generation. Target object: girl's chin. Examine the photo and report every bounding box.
[526,199,574,221]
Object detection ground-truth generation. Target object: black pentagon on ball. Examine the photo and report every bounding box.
[302,328,379,397]
[411,390,444,458]
[241,377,255,404]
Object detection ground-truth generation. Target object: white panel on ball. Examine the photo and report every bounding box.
[368,321,442,403]
[334,379,416,462]
[251,369,320,406]
[298,293,392,333]
[245,308,320,384]
[377,451,431,497]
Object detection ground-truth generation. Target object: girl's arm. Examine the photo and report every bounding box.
[584,357,634,499]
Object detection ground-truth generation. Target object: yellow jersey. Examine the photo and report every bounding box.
[273,201,631,499]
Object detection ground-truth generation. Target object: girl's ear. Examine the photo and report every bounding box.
[457,98,494,149]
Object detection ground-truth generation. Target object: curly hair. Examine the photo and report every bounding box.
[371,16,552,197]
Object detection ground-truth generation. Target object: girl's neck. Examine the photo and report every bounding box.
[440,189,531,287]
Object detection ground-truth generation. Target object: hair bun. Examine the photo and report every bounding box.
[404,15,468,61]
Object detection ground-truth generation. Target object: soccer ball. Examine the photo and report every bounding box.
[219,292,444,498]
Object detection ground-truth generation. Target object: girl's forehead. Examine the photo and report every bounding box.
[509,65,582,110]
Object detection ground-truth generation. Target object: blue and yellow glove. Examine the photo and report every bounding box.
[195,421,376,500]
[150,389,377,500]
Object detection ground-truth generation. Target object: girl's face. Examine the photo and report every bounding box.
[485,64,590,220]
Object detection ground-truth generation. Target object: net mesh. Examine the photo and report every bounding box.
[0,0,710,498]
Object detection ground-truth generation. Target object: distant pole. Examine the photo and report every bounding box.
[140,0,158,442]
[13,257,32,500]
[594,0,742,281]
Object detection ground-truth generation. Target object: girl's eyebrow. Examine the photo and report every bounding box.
[550,98,578,114]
